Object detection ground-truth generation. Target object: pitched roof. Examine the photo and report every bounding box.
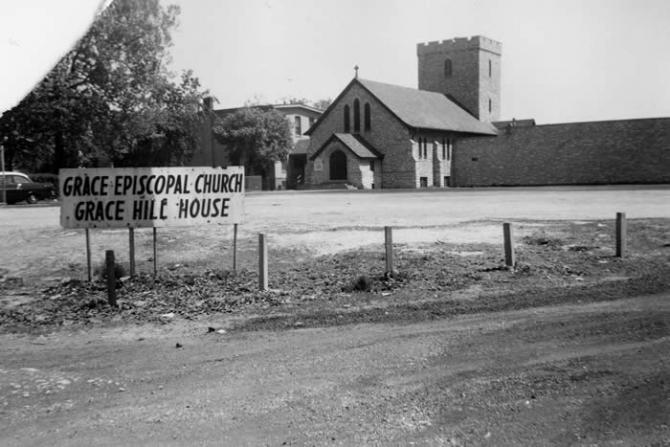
[305,78,498,136]
[309,133,383,160]
[357,79,498,135]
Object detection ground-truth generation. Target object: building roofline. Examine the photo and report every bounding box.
[309,133,384,161]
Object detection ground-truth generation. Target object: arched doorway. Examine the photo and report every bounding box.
[329,150,347,180]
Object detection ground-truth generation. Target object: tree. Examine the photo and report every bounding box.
[313,98,333,111]
[0,0,208,172]
[213,107,293,176]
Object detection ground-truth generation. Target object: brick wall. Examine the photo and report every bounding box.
[306,81,416,188]
[453,118,670,186]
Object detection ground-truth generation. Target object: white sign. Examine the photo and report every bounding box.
[59,166,244,229]
[314,159,323,172]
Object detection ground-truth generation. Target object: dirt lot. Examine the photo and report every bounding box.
[1,187,669,445]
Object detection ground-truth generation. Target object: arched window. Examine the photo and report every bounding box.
[364,103,371,131]
[488,98,492,113]
[353,99,361,132]
[444,58,452,77]
[344,105,350,132]
[329,150,347,180]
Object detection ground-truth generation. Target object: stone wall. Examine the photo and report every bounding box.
[453,118,670,186]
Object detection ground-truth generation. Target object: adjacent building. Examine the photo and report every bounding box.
[191,102,322,190]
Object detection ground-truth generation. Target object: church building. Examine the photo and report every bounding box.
[305,36,670,188]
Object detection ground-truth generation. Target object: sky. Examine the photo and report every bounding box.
[2,0,670,125]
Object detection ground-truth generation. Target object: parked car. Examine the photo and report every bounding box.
[0,171,56,204]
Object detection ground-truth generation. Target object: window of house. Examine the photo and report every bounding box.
[344,105,350,132]
[353,99,361,132]
[444,58,452,77]
[294,116,302,136]
[364,103,371,131]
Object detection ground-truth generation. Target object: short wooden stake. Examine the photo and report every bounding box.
[152,228,158,277]
[85,228,92,282]
[128,227,136,277]
[384,226,393,274]
[503,222,515,267]
[233,223,238,272]
[258,233,268,291]
[105,250,117,307]
[616,212,626,258]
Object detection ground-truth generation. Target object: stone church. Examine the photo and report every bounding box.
[304,36,670,188]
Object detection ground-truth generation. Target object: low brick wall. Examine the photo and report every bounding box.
[453,118,670,186]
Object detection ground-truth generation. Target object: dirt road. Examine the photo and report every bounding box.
[1,293,668,446]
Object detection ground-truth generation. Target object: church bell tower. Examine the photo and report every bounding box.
[417,35,501,122]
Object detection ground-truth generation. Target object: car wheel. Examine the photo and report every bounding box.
[26,193,38,204]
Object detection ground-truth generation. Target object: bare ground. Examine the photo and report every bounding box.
[1,188,670,445]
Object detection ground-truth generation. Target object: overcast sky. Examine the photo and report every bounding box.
[2,0,670,125]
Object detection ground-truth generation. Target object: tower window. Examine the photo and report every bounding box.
[294,116,302,136]
[344,105,350,132]
[364,103,371,131]
[444,58,452,78]
[488,59,492,78]
[353,99,361,132]
[489,98,492,113]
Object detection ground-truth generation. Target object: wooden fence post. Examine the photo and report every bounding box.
[503,222,515,268]
[616,212,626,258]
[384,226,393,275]
[258,233,268,291]
[105,250,117,307]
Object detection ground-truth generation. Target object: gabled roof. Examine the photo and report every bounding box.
[359,79,497,135]
[309,133,383,160]
[305,78,497,136]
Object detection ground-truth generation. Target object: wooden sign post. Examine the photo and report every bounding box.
[128,228,136,277]
[85,228,92,282]
[105,250,117,307]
